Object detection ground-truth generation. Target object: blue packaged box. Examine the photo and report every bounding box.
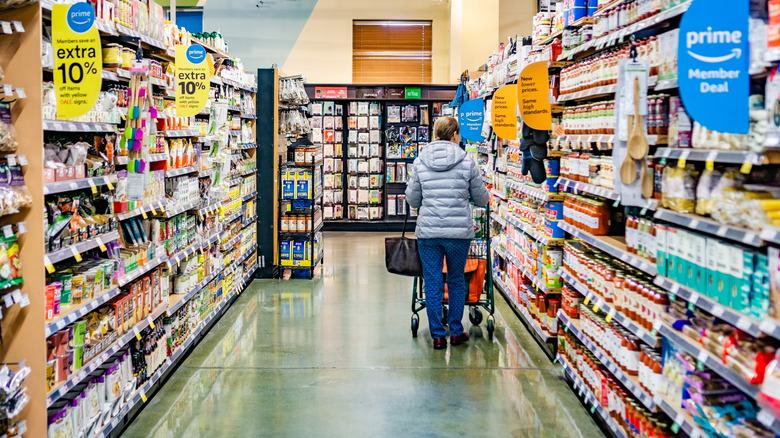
[292,241,305,265]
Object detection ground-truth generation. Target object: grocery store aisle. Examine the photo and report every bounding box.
[122,232,604,438]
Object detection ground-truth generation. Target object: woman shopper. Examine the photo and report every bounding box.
[406,116,490,350]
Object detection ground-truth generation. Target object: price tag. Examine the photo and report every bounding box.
[18,294,30,308]
[759,320,776,334]
[107,181,114,190]
[689,219,700,229]
[15,154,28,166]
[96,237,106,252]
[583,297,590,306]
[70,247,82,262]
[687,301,696,312]
[142,211,148,219]
[141,392,147,403]
[6,155,16,166]
[697,349,709,365]
[705,151,717,171]
[45,255,55,273]
[148,317,155,329]
[134,327,141,341]
[2,225,12,239]
[711,305,725,317]
[743,232,757,245]
[593,303,600,313]
[757,409,774,427]
[160,205,166,213]
[87,179,97,194]
[612,197,621,207]
[10,290,21,304]
[14,87,25,99]
[715,226,728,237]
[3,294,14,308]
[740,160,753,174]
[69,182,78,191]
[2,84,11,96]
[651,320,662,336]
[735,317,752,332]
[677,150,690,168]
[605,308,616,323]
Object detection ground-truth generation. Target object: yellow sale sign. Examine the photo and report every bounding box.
[519,62,552,131]
[52,3,102,120]
[175,45,210,117]
[491,84,518,140]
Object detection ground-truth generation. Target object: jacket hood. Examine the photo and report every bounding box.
[419,140,467,172]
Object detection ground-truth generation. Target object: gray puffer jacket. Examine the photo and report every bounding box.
[406,140,490,239]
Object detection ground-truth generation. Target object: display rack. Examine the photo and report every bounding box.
[0,1,262,435]
[477,0,780,436]
[278,161,324,279]
[304,84,456,231]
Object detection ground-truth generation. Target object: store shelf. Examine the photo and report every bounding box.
[506,180,565,203]
[560,269,658,346]
[242,191,257,202]
[655,148,768,166]
[165,166,199,177]
[558,355,629,438]
[557,84,616,102]
[198,200,222,217]
[221,233,242,251]
[653,392,706,438]
[242,215,258,227]
[653,208,762,247]
[44,174,118,196]
[558,222,657,276]
[757,397,780,436]
[45,287,121,337]
[42,120,118,132]
[491,189,507,201]
[557,2,691,62]
[165,199,200,217]
[657,322,761,399]
[490,212,506,227]
[652,276,776,340]
[223,211,242,225]
[761,226,780,247]
[46,303,168,407]
[493,274,555,342]
[241,113,257,119]
[116,200,167,221]
[241,168,257,176]
[505,214,563,247]
[654,78,678,92]
[224,244,258,277]
[167,269,220,315]
[237,143,257,150]
[45,231,120,265]
[555,134,615,151]
[117,255,167,287]
[557,178,659,211]
[558,311,656,411]
[163,130,200,138]
[166,241,201,268]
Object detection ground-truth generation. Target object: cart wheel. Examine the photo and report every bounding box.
[469,307,483,326]
[487,318,495,340]
[442,306,448,327]
[411,315,419,338]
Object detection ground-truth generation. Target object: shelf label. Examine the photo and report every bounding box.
[518,62,552,131]
[96,237,106,252]
[141,392,147,403]
[174,45,211,117]
[70,247,82,262]
[677,0,749,134]
[52,3,102,120]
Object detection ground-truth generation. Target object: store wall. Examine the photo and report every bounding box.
[499,0,536,45]
[451,0,499,75]
[282,0,452,84]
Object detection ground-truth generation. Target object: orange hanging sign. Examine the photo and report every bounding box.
[491,84,518,140]
[519,62,552,131]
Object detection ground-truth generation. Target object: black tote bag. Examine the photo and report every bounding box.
[385,209,423,277]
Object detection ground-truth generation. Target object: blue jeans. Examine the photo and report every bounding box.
[418,238,472,339]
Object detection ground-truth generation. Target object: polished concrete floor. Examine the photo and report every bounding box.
[122,232,605,438]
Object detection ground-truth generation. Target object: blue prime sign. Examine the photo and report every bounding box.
[458,98,485,142]
[678,0,749,134]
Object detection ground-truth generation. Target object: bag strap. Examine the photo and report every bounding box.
[402,205,410,237]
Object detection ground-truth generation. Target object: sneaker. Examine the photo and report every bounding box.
[433,338,447,350]
[450,332,470,346]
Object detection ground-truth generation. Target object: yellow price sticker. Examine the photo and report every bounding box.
[141,393,147,403]
[151,207,157,215]
[593,304,600,313]
[46,263,55,274]
[677,158,686,168]
[605,313,613,323]
[149,320,155,329]
[107,182,114,190]
[89,182,97,194]
[160,206,165,213]
[71,248,82,263]
[583,297,590,306]
[142,212,148,219]
[740,161,753,174]
[135,332,141,341]
[705,161,715,171]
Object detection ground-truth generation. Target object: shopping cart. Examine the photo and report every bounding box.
[411,204,495,340]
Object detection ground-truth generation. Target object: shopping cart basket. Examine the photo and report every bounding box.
[411,204,495,339]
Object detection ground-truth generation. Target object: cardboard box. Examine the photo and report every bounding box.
[716,242,732,306]
[666,227,679,282]
[690,233,706,293]
[656,224,668,277]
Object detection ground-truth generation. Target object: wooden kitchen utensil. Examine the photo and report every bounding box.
[627,76,649,160]
[640,160,653,198]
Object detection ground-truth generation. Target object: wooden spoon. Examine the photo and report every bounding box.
[627,76,649,160]
[640,160,653,198]
[620,148,638,185]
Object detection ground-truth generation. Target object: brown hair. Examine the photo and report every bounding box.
[433,116,459,142]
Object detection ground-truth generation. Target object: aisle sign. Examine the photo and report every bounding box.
[678,0,749,134]
[518,62,552,131]
[491,84,518,140]
[405,87,422,99]
[314,87,347,99]
[175,45,211,117]
[457,98,485,142]
[52,3,102,120]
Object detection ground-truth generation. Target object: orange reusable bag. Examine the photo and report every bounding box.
[443,258,487,304]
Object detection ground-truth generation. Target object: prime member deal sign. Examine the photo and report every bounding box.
[678,0,749,134]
